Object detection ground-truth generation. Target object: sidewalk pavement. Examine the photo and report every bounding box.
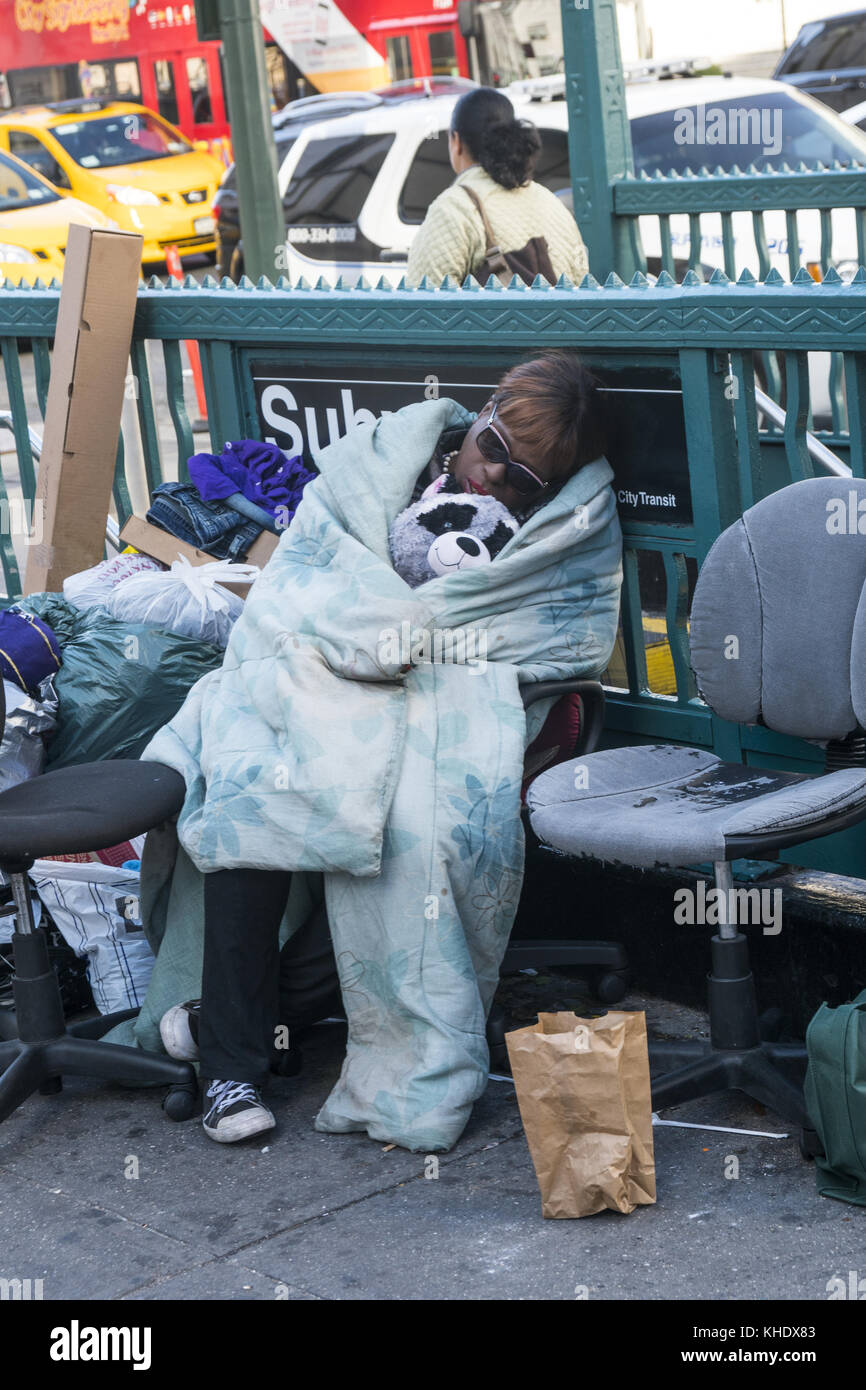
[0,972,860,1302]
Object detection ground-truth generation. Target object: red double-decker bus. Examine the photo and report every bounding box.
[0,0,495,146]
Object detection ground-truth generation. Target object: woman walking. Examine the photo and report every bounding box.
[407,86,589,288]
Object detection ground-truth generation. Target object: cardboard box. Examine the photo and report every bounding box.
[24,224,144,595]
[119,516,279,596]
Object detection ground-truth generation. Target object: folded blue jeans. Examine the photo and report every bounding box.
[146,482,262,561]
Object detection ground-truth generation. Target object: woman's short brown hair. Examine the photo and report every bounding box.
[495,350,607,482]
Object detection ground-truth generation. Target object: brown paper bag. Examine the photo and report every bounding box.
[506,1010,657,1219]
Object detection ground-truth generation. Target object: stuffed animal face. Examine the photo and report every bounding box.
[390,492,519,588]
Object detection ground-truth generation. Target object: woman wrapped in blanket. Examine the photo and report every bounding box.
[148,350,623,1146]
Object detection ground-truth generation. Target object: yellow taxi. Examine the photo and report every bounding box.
[0,146,113,284]
[0,100,226,266]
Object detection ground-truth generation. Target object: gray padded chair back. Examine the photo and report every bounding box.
[689,476,866,741]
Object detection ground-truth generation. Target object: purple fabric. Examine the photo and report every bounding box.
[0,607,62,693]
[188,440,316,520]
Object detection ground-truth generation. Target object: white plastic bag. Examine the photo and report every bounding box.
[28,860,155,1015]
[63,553,164,612]
[107,555,259,647]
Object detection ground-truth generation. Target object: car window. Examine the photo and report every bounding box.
[7,131,70,188]
[779,20,866,74]
[399,130,452,222]
[284,132,394,260]
[284,132,394,223]
[631,93,866,173]
[0,149,60,210]
[49,112,192,167]
[534,127,571,192]
[221,135,296,195]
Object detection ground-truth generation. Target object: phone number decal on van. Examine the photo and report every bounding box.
[288,226,357,245]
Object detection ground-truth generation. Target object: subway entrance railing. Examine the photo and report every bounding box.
[1,269,866,876]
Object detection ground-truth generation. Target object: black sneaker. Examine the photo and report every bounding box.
[159,999,201,1062]
[202,1079,276,1143]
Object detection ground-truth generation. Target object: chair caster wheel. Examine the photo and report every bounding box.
[39,1076,62,1096]
[163,1083,197,1121]
[594,971,629,1005]
[798,1127,824,1162]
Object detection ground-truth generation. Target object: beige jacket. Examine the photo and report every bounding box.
[406,163,589,288]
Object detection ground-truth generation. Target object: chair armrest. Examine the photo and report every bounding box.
[520,679,606,755]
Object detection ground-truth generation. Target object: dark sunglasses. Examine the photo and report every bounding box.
[476,401,548,497]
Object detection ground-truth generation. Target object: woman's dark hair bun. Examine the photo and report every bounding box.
[479,118,541,190]
[451,88,541,190]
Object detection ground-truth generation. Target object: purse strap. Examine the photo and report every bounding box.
[460,184,511,282]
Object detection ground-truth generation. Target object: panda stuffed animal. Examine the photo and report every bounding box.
[390,487,519,588]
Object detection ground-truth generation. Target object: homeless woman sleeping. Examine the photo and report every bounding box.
[107,350,623,1152]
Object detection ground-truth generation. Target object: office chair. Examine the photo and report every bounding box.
[527,476,866,1151]
[0,676,197,1125]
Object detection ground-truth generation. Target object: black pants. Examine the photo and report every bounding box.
[199,866,341,1085]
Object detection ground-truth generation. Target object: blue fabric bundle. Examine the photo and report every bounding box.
[187,439,316,523]
[0,606,62,693]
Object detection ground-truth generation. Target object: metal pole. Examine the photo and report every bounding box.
[560,0,638,282]
[713,860,737,942]
[217,0,286,283]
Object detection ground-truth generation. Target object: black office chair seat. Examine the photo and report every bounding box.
[0,760,185,862]
[0,754,195,1126]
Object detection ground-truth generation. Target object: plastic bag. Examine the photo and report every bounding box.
[0,674,59,792]
[28,859,155,1014]
[63,552,164,612]
[0,889,92,1019]
[15,593,224,769]
[107,556,258,647]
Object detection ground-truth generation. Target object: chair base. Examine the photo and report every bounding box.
[649,1037,810,1129]
[501,939,630,1004]
[0,926,196,1125]
[0,1033,197,1125]
[648,925,810,1130]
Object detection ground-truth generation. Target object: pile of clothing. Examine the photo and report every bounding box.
[0,439,317,1020]
[147,439,315,560]
[0,599,195,1019]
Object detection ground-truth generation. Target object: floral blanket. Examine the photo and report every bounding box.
[120,396,622,1151]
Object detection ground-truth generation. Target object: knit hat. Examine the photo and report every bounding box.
[0,607,62,694]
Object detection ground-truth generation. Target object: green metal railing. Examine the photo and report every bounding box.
[615,163,866,282]
[3,270,866,879]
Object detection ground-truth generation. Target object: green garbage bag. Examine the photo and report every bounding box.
[13,592,223,769]
[805,989,866,1205]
